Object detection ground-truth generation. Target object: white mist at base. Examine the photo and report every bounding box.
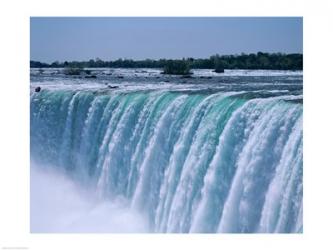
[30,166,149,233]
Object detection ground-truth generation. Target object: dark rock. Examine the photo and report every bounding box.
[84,75,97,78]
[214,68,225,73]
[108,85,119,89]
[35,86,41,92]
[117,76,124,79]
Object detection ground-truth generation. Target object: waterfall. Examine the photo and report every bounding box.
[30,88,302,233]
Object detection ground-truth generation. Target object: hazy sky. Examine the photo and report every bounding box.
[30,17,302,63]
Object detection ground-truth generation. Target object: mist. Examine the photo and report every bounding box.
[30,165,149,233]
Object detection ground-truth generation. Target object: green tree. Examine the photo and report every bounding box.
[162,60,191,75]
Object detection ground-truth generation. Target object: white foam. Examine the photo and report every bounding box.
[30,165,149,233]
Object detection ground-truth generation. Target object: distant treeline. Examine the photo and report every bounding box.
[30,52,303,70]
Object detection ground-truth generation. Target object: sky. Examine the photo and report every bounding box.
[30,17,302,63]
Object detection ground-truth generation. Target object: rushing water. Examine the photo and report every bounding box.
[30,69,303,233]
